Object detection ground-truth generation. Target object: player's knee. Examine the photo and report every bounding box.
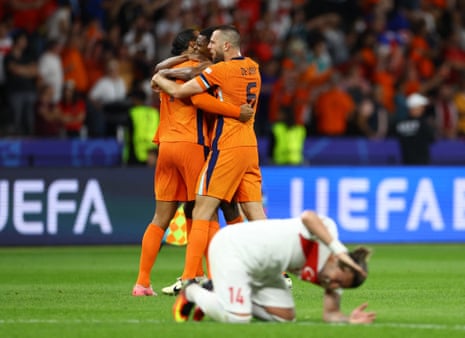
[252,303,296,322]
[224,312,252,323]
[269,313,295,322]
[264,307,296,322]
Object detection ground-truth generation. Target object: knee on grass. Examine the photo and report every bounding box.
[252,304,296,322]
[224,312,253,323]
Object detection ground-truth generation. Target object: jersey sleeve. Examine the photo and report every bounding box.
[190,92,240,118]
[194,63,226,91]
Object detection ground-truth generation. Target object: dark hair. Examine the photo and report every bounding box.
[346,247,371,288]
[171,28,197,56]
[199,26,217,40]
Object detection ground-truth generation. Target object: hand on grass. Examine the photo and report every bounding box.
[349,303,376,324]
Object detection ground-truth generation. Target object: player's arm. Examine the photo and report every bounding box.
[322,289,348,322]
[154,54,189,73]
[152,73,203,98]
[191,93,253,121]
[323,290,376,324]
[301,211,365,276]
[157,61,211,82]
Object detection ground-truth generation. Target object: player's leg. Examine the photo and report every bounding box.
[133,200,179,296]
[182,194,220,280]
[219,200,244,224]
[183,200,207,278]
[162,201,208,296]
[234,148,266,221]
[182,147,247,280]
[175,234,253,323]
[134,143,187,295]
[181,281,252,323]
[251,278,296,322]
[163,143,210,294]
[240,201,266,220]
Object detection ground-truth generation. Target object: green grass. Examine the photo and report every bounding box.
[1,244,465,338]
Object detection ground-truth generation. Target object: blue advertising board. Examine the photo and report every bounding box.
[262,166,465,243]
[0,166,464,245]
[0,167,153,245]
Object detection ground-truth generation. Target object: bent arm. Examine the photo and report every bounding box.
[323,290,376,324]
[191,93,240,118]
[152,73,204,98]
[301,211,340,249]
[301,210,365,276]
[157,61,211,81]
[154,54,188,73]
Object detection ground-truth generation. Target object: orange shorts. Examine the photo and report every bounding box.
[196,146,262,202]
[155,142,208,201]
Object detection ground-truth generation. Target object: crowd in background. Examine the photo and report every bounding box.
[1,0,465,164]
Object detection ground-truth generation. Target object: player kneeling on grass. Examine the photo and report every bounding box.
[173,210,376,324]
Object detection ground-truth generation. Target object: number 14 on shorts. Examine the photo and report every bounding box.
[228,287,244,304]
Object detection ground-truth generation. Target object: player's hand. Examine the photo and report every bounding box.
[239,103,254,122]
[151,73,161,92]
[348,303,376,324]
[336,252,366,278]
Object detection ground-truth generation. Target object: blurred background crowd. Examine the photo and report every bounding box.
[1,0,465,165]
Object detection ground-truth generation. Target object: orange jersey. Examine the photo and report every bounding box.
[155,60,210,146]
[195,56,261,150]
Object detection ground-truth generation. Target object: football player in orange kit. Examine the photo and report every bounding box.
[133,28,254,296]
[153,25,267,285]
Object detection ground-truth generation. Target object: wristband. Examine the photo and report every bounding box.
[329,239,348,255]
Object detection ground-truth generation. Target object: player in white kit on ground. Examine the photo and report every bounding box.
[173,210,376,324]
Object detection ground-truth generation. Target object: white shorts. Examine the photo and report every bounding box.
[208,235,294,315]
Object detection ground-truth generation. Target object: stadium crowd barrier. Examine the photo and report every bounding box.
[258,137,465,165]
[0,139,123,167]
[1,137,464,167]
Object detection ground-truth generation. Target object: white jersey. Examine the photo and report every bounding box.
[209,215,339,285]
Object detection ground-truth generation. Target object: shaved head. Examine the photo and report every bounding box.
[214,25,241,49]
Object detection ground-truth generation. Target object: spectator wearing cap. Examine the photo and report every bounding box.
[394,93,435,165]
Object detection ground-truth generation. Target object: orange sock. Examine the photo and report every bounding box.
[186,218,205,277]
[182,219,209,280]
[205,221,220,278]
[136,224,165,287]
[226,215,244,225]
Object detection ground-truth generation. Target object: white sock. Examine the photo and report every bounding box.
[186,284,251,323]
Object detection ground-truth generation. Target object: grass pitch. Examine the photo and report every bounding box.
[1,243,464,338]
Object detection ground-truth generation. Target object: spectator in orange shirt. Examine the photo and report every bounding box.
[61,31,89,95]
[453,74,465,137]
[313,72,355,136]
[373,51,396,114]
[408,18,436,81]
